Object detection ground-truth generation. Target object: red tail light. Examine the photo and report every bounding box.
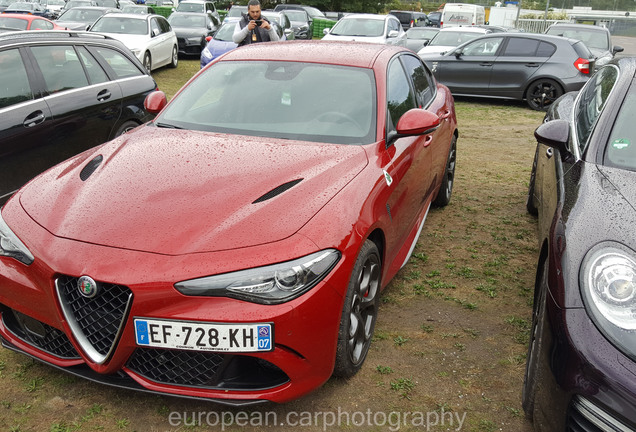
[574,58,591,74]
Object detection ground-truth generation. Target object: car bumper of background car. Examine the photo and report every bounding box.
[177,37,203,55]
[0,202,349,404]
[534,300,636,431]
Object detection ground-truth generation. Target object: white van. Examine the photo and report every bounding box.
[440,3,486,28]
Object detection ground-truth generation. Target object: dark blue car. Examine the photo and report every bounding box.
[200,20,237,68]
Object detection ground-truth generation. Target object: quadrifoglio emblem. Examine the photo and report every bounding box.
[78,276,99,298]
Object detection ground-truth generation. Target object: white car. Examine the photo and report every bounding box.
[322,13,406,47]
[417,26,489,56]
[89,13,178,73]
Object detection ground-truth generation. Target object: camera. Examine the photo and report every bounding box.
[253,19,262,26]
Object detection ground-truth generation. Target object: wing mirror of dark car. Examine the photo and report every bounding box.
[388,109,440,145]
[613,45,624,55]
[534,119,572,159]
[454,48,463,58]
[144,91,168,114]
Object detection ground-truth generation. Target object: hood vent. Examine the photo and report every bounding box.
[253,178,303,204]
[79,155,103,181]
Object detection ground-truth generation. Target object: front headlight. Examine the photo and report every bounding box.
[175,249,340,304]
[0,212,34,265]
[201,46,212,60]
[581,242,636,359]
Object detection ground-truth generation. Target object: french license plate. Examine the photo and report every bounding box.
[134,318,273,353]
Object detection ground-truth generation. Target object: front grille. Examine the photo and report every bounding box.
[126,348,290,390]
[127,348,225,387]
[56,275,133,363]
[1,307,80,359]
[567,395,634,432]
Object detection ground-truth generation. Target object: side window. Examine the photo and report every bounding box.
[461,37,504,56]
[387,58,417,134]
[158,17,171,33]
[89,46,144,79]
[388,18,400,34]
[32,45,88,93]
[150,18,161,36]
[76,46,108,85]
[0,48,34,109]
[32,19,53,30]
[536,41,556,57]
[575,65,618,152]
[400,54,434,107]
[502,38,541,56]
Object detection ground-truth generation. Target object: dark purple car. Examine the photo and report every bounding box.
[524,56,636,430]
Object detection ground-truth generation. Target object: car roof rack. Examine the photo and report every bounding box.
[0,30,116,42]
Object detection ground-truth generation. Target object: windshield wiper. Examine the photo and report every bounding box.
[154,122,183,129]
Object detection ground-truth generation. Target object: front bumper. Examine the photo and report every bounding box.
[177,37,204,55]
[0,202,348,404]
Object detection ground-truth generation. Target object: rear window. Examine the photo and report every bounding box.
[390,12,412,25]
[572,40,593,59]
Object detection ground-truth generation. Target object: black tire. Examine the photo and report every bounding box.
[526,146,539,216]
[525,79,563,111]
[143,52,152,74]
[114,120,139,137]
[433,134,457,207]
[169,45,178,68]
[333,240,381,378]
[522,259,548,420]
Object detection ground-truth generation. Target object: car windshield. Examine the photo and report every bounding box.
[429,30,482,46]
[284,10,307,21]
[177,3,203,12]
[304,6,325,19]
[605,84,636,171]
[91,16,147,34]
[156,61,376,145]
[60,9,103,21]
[213,21,234,41]
[330,18,384,37]
[8,3,34,9]
[170,14,206,27]
[406,28,438,39]
[0,17,28,30]
[227,6,245,17]
[546,27,609,51]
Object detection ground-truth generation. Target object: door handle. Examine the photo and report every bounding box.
[525,63,540,68]
[24,111,46,128]
[546,148,553,158]
[97,89,111,101]
[439,109,451,120]
[423,135,433,147]
[479,62,493,66]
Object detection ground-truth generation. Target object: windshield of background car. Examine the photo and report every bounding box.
[177,3,203,12]
[61,9,103,21]
[604,78,636,171]
[406,28,438,39]
[170,14,206,27]
[430,30,482,46]
[212,22,235,41]
[91,16,148,34]
[227,6,245,17]
[330,18,384,37]
[304,7,325,19]
[284,10,307,21]
[156,61,377,145]
[0,17,28,30]
[546,27,609,51]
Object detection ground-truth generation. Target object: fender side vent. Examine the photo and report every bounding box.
[79,155,103,181]
[252,178,303,204]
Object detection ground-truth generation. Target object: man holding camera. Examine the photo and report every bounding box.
[232,0,279,46]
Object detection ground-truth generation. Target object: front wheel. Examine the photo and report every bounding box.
[333,240,381,378]
[114,120,139,138]
[525,79,563,111]
[169,45,178,68]
[143,52,152,74]
[433,134,457,207]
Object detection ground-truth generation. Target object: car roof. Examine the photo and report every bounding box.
[220,40,409,67]
[340,13,393,21]
[0,29,126,46]
[438,26,489,33]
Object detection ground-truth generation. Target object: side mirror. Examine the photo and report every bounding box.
[170,7,175,12]
[151,28,159,37]
[323,27,330,35]
[388,109,440,144]
[454,48,463,58]
[205,35,212,42]
[534,119,572,160]
[613,45,624,55]
[144,90,168,114]
[388,30,399,38]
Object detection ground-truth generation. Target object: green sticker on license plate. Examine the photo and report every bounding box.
[134,318,273,352]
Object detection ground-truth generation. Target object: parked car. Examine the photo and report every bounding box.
[174,0,219,23]
[261,10,294,41]
[61,0,98,12]
[389,10,429,30]
[199,19,235,68]
[55,6,121,31]
[545,22,623,71]
[0,0,11,13]
[322,14,406,47]
[273,3,327,21]
[121,4,155,14]
[89,13,178,73]
[427,10,441,27]
[223,4,244,22]
[0,13,65,31]
[94,0,119,8]
[416,26,490,55]
[0,40,458,404]
[4,2,49,18]
[281,9,312,39]
[523,56,636,431]
[418,33,595,110]
[41,0,66,19]
[168,11,219,56]
[405,26,439,52]
[0,30,157,204]
[144,0,173,7]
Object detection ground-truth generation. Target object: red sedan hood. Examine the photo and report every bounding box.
[20,127,368,255]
